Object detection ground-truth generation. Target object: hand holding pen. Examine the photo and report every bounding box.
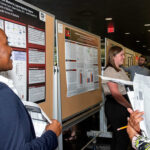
[127,108,144,141]
[127,108,144,133]
[117,108,144,132]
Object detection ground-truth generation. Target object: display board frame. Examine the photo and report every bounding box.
[5,0,55,119]
[124,47,135,67]
[134,52,141,65]
[57,20,102,120]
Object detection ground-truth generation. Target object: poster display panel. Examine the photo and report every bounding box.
[124,48,135,67]
[0,0,46,102]
[57,21,101,119]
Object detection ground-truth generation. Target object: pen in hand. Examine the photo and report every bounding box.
[117,125,127,131]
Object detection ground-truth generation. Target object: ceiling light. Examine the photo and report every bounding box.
[143,45,146,47]
[125,32,130,35]
[148,30,150,32]
[144,24,150,27]
[136,40,140,42]
[105,17,112,21]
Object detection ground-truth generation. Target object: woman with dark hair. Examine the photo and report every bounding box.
[102,46,132,150]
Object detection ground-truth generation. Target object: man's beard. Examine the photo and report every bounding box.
[139,63,144,67]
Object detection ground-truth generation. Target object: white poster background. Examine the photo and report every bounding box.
[0,51,27,101]
[29,86,45,102]
[5,21,26,48]
[65,41,99,97]
[0,19,4,30]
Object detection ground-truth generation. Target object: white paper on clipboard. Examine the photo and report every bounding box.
[22,101,51,137]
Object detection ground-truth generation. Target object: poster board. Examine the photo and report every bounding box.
[57,21,102,120]
[105,38,124,66]
[134,52,141,65]
[105,38,138,67]
[124,47,135,67]
[0,0,55,119]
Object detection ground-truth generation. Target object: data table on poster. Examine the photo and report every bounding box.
[29,48,45,64]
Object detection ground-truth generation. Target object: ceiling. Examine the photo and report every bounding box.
[23,0,150,55]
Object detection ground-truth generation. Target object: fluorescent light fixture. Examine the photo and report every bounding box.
[125,32,130,35]
[144,24,150,27]
[105,17,112,21]
[143,45,146,47]
[136,40,140,42]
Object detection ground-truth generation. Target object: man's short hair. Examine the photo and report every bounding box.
[140,55,147,61]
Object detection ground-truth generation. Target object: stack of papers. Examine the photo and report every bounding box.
[131,74,150,138]
[22,101,51,137]
[100,74,150,138]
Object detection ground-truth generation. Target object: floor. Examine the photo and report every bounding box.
[62,112,134,150]
[63,113,112,150]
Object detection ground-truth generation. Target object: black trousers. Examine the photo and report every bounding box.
[105,95,130,150]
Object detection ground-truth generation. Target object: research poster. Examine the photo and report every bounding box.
[65,28,99,97]
[0,0,46,102]
[124,48,135,67]
[125,53,134,67]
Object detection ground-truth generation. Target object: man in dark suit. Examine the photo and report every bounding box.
[0,29,62,150]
